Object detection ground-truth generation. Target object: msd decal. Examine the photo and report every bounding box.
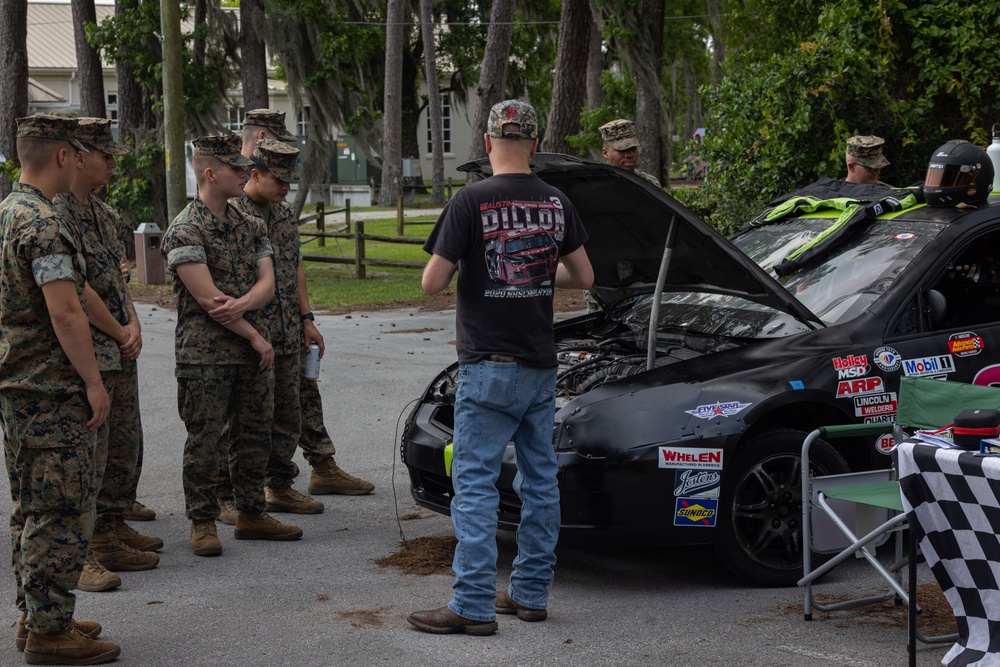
[836,377,884,398]
[902,354,954,378]
[659,447,723,470]
[684,401,752,420]
[833,354,869,379]
[673,470,721,498]
[674,498,718,527]
[948,332,984,357]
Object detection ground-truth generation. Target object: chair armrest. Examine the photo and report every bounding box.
[819,423,895,439]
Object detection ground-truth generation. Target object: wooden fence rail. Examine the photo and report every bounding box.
[300,216,426,279]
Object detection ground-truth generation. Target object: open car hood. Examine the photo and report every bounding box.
[459,153,824,328]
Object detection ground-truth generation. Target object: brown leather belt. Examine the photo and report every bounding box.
[489,355,516,363]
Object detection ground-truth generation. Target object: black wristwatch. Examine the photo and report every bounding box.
[300,312,315,321]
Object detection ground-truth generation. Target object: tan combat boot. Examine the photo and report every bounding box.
[234,511,303,541]
[16,614,101,652]
[23,626,119,665]
[190,520,222,557]
[265,485,324,514]
[123,500,155,521]
[307,458,375,495]
[76,552,122,593]
[114,518,163,552]
[218,498,238,526]
[90,530,159,572]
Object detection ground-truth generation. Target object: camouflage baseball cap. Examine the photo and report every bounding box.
[16,115,87,152]
[487,100,538,140]
[599,119,639,151]
[242,108,296,142]
[252,138,301,183]
[192,134,254,168]
[847,135,890,169]
[76,117,129,156]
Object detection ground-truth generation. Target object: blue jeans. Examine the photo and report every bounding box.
[448,360,560,621]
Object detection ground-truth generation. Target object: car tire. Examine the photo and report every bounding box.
[714,429,849,587]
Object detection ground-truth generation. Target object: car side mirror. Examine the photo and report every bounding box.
[923,289,947,329]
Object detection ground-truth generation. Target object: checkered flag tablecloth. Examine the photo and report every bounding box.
[897,442,1000,667]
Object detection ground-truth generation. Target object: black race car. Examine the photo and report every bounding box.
[401,153,1000,586]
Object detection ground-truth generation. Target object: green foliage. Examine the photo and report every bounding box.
[0,159,20,190]
[106,139,163,228]
[700,0,1000,232]
[566,70,637,154]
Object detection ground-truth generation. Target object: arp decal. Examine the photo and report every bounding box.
[948,332,984,357]
[673,469,721,499]
[853,392,897,418]
[659,447,723,470]
[832,354,870,379]
[873,346,901,372]
[902,354,955,378]
[974,364,1000,388]
[684,401,752,420]
[836,377,884,398]
[674,498,718,527]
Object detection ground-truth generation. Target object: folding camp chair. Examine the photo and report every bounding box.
[798,377,1000,662]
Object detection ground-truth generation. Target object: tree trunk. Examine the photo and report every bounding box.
[379,0,405,207]
[192,0,207,68]
[706,0,725,84]
[240,0,268,110]
[0,0,28,199]
[467,0,515,172]
[544,0,590,154]
[71,0,107,118]
[585,9,603,109]
[420,0,445,204]
[634,0,664,181]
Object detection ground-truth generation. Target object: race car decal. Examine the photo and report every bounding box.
[684,401,752,419]
[948,332,984,357]
[789,380,804,390]
[902,354,955,378]
[854,392,897,418]
[833,354,870,379]
[876,434,896,455]
[836,377,884,398]
[974,364,1000,388]
[873,346,902,372]
[894,233,916,241]
[864,414,896,424]
[673,469,721,498]
[659,447,723,470]
[674,498,718,527]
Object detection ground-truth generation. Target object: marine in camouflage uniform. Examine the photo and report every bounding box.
[598,118,661,188]
[845,135,891,186]
[0,116,115,659]
[161,135,279,537]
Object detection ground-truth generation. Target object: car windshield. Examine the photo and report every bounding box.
[505,234,553,253]
[622,217,942,339]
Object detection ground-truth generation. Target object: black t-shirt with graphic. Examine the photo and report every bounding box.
[423,173,588,367]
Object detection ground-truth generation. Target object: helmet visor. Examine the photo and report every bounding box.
[925,162,981,188]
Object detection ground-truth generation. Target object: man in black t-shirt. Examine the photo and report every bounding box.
[409,100,593,635]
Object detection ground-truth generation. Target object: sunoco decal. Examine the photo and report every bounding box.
[684,401,751,420]
[874,346,901,372]
[836,377,884,398]
[673,469,721,498]
[833,354,870,379]
[854,392,897,418]
[674,498,718,527]
[948,332,984,357]
[659,447,723,470]
[902,354,955,378]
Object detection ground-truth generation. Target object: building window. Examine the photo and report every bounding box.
[297,107,310,138]
[226,104,245,132]
[107,92,118,128]
[426,94,451,154]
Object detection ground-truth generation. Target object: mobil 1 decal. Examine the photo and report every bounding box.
[832,354,869,379]
[948,332,984,358]
[854,392,897,419]
[902,354,955,378]
[673,469,721,499]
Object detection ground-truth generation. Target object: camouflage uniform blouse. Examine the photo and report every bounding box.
[54,192,129,372]
[230,192,303,357]
[161,197,273,365]
[0,183,92,442]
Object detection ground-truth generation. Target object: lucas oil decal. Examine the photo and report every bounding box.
[833,354,869,379]
[673,470,721,498]
[684,401,752,419]
[902,354,955,378]
[674,498,718,527]
[836,377,884,398]
[948,332,984,357]
[659,447,723,470]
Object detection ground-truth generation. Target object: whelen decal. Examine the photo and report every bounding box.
[836,377,884,398]
[902,354,955,378]
[684,401,752,420]
[659,447,723,470]
[673,469,721,498]
[948,332,984,357]
[674,498,718,527]
[832,354,870,379]
[873,347,902,372]
[854,392,897,418]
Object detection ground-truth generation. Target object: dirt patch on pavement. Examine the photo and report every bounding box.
[372,535,457,576]
[336,606,390,628]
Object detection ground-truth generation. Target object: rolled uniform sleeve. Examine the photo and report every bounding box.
[31,254,76,286]
[167,245,208,269]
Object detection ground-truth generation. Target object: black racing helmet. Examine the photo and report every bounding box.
[923,140,994,207]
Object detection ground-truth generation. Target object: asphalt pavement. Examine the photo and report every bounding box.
[0,303,951,666]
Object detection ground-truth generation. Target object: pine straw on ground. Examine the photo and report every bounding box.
[372,535,457,576]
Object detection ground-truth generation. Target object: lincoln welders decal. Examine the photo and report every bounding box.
[853,392,897,418]
[673,469,721,498]
[684,401,751,420]
[674,498,718,527]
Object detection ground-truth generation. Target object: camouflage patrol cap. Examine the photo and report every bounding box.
[847,135,890,169]
[252,138,301,183]
[487,100,538,140]
[599,119,639,151]
[242,108,296,142]
[76,117,129,156]
[192,134,254,168]
[16,115,87,152]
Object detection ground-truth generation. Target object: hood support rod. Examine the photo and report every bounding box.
[647,217,678,371]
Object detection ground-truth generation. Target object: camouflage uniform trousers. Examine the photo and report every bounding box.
[298,346,337,466]
[216,351,301,495]
[176,363,273,521]
[95,359,142,533]
[1,395,96,634]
